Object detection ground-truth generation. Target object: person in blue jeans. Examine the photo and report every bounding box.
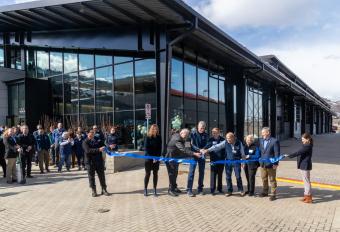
[186,121,209,197]
[205,132,246,197]
[58,132,74,172]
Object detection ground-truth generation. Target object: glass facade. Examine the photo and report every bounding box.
[0,47,4,67]
[169,57,227,135]
[7,82,25,125]
[21,47,156,149]
[244,86,263,138]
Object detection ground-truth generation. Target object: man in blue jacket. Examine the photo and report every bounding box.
[258,127,280,201]
[186,121,209,197]
[35,127,51,173]
[52,123,65,167]
[205,132,245,197]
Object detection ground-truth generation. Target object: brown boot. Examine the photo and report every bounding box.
[300,195,307,202]
[303,195,312,203]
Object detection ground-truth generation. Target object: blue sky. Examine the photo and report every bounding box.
[1,0,339,100]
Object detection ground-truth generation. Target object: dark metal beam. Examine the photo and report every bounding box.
[126,0,166,23]
[0,17,23,30]
[29,8,78,27]
[16,10,63,28]
[0,12,33,28]
[60,4,99,25]
[0,13,29,29]
[12,11,50,28]
[80,2,124,25]
[102,0,143,23]
[45,6,86,26]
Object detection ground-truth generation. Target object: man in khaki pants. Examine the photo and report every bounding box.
[35,127,51,174]
[258,127,280,201]
[3,127,20,184]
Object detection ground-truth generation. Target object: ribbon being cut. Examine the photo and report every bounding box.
[104,148,286,165]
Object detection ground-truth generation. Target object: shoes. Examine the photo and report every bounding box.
[187,191,196,197]
[46,169,50,173]
[300,195,307,202]
[101,188,110,196]
[174,188,182,193]
[269,195,277,201]
[218,190,224,194]
[92,188,98,197]
[244,191,249,195]
[259,193,268,198]
[153,189,157,197]
[225,192,232,197]
[6,180,12,184]
[303,195,312,203]
[12,179,17,183]
[78,167,82,171]
[240,192,246,197]
[197,191,205,196]
[248,193,255,197]
[168,191,178,197]
[144,189,148,197]
[27,175,34,178]
[66,169,71,172]
[40,171,44,174]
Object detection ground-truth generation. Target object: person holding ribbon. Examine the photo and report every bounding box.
[243,135,260,197]
[284,133,313,203]
[166,128,202,197]
[187,121,209,197]
[206,128,225,195]
[204,132,246,197]
[258,127,280,201]
[143,124,162,197]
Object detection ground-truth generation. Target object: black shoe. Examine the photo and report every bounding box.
[269,195,276,201]
[197,191,205,196]
[168,191,178,197]
[259,193,268,198]
[46,169,50,173]
[144,189,148,197]
[12,179,17,183]
[211,192,216,196]
[174,188,182,193]
[78,167,81,171]
[225,192,232,197]
[153,189,157,197]
[6,180,12,184]
[92,189,98,197]
[244,191,249,195]
[187,191,196,197]
[248,193,254,197]
[40,171,44,174]
[101,188,110,196]
[27,175,34,178]
[66,169,71,172]
[218,190,223,194]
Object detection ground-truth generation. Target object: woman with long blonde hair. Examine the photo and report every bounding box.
[143,124,162,196]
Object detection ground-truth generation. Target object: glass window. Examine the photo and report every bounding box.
[135,109,156,149]
[18,83,25,116]
[80,113,95,129]
[209,77,219,130]
[64,53,77,74]
[50,75,63,116]
[0,47,4,67]
[96,66,113,112]
[79,69,94,113]
[114,61,133,111]
[10,48,21,70]
[169,58,184,129]
[135,59,156,109]
[184,63,197,129]
[26,49,36,78]
[36,50,49,78]
[64,72,78,114]
[95,55,112,68]
[115,111,134,149]
[197,68,209,126]
[219,79,226,134]
[50,52,63,75]
[79,54,94,71]
[96,112,113,128]
[9,85,18,116]
[114,56,133,64]
[64,114,78,129]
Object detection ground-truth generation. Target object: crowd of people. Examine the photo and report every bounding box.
[0,120,314,203]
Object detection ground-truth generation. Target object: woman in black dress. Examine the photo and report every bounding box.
[144,124,162,197]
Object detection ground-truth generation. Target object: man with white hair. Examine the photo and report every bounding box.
[166,128,201,197]
[259,127,280,201]
[187,121,209,197]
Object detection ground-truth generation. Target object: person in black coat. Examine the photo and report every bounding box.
[105,127,119,152]
[243,135,260,197]
[285,132,313,203]
[17,125,36,179]
[206,128,225,195]
[0,135,6,178]
[143,124,162,197]
[82,130,109,197]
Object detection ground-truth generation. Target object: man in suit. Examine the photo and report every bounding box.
[259,127,280,201]
[166,129,201,197]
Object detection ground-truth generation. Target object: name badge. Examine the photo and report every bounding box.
[185,141,191,148]
[232,149,237,154]
[249,149,254,154]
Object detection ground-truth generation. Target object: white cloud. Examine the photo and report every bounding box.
[255,42,340,100]
[192,0,319,28]
[15,0,37,3]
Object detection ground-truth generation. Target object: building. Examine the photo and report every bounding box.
[0,0,333,149]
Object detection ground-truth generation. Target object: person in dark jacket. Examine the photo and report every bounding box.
[258,127,280,201]
[187,121,210,197]
[33,124,42,166]
[52,123,66,166]
[0,135,6,178]
[3,128,19,183]
[74,131,85,170]
[105,127,119,152]
[285,132,313,203]
[166,128,201,197]
[206,128,225,195]
[243,135,260,197]
[143,124,162,197]
[17,125,36,179]
[82,130,109,197]
[35,127,51,173]
[205,132,246,197]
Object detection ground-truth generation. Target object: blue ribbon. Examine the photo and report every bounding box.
[104,148,285,165]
